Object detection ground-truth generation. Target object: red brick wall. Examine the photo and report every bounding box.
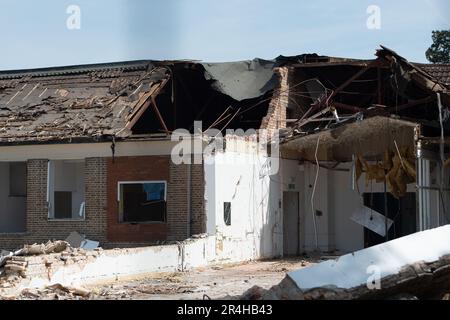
[106,156,170,242]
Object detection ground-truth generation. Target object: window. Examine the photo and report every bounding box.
[9,162,27,197]
[118,181,167,223]
[0,162,26,233]
[47,160,85,220]
[224,202,231,226]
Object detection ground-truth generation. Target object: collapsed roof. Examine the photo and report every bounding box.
[0,46,448,147]
[281,46,450,162]
[0,59,280,144]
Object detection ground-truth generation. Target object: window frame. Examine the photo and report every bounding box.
[224,201,231,226]
[117,180,168,223]
[47,159,86,221]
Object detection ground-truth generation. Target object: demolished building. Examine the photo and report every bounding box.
[279,46,450,253]
[0,46,448,264]
[0,57,286,260]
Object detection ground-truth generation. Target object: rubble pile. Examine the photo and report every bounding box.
[16,284,92,300]
[0,239,103,299]
[4,249,101,279]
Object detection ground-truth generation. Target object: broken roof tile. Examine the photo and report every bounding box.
[0,65,169,144]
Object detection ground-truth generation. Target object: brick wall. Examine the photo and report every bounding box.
[190,163,206,235]
[260,66,290,134]
[106,156,170,242]
[0,158,107,250]
[105,156,206,243]
[0,155,206,250]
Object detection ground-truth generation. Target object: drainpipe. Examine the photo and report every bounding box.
[415,125,430,231]
[187,153,192,238]
[437,93,445,226]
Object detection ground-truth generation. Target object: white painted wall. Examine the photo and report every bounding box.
[0,162,26,233]
[0,140,188,161]
[329,169,365,253]
[301,162,333,252]
[17,236,257,291]
[280,159,304,253]
[204,148,283,260]
[288,161,417,254]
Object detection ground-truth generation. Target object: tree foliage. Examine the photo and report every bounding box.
[425,30,450,63]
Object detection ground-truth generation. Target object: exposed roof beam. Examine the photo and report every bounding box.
[387,96,436,113]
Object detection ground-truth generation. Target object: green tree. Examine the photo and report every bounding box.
[426,30,450,63]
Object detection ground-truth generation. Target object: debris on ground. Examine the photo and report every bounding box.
[1,257,314,300]
[65,231,99,250]
[18,240,69,256]
[240,226,450,300]
[3,245,101,279]
[16,284,91,300]
[0,236,102,298]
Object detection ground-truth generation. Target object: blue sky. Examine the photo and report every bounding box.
[0,0,448,70]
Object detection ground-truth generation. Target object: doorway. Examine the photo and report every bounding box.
[363,192,416,247]
[283,191,300,256]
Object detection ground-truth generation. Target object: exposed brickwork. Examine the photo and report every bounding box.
[0,155,206,250]
[190,163,206,235]
[106,156,205,243]
[260,66,289,135]
[106,156,170,242]
[0,158,107,250]
[166,161,188,241]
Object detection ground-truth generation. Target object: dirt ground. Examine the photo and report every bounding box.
[84,257,318,300]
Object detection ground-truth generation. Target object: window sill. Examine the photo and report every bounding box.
[119,221,167,225]
[47,218,86,222]
[0,232,27,236]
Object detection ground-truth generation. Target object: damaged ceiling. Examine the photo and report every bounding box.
[281,46,450,162]
[0,58,284,144]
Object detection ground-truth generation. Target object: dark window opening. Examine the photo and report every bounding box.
[224,202,231,226]
[54,191,72,219]
[9,162,27,197]
[363,192,416,247]
[119,182,167,223]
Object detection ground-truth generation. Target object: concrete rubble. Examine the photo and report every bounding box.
[2,226,450,300]
[240,225,450,300]
[0,239,102,299]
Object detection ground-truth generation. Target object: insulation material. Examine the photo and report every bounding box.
[350,205,393,237]
[445,157,450,167]
[355,147,416,199]
[202,58,277,101]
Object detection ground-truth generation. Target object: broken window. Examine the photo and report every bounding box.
[47,160,85,220]
[118,181,167,223]
[224,202,231,226]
